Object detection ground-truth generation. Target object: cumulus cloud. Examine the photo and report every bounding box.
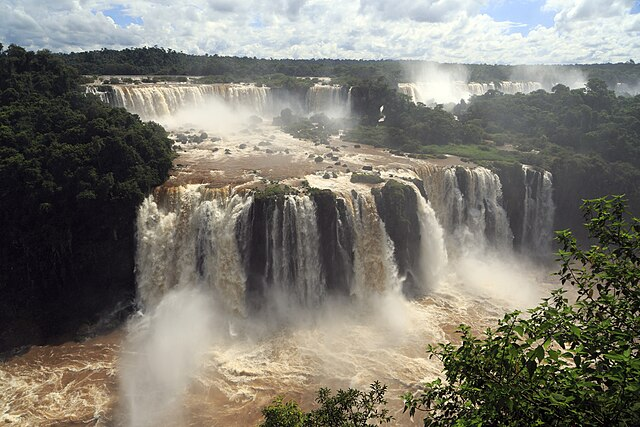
[0,0,639,63]
[360,0,486,23]
[543,0,635,22]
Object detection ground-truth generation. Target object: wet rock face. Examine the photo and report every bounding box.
[312,190,355,296]
[372,180,422,297]
[0,224,136,355]
[494,162,526,250]
[235,196,284,314]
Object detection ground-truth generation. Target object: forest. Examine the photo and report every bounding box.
[61,46,640,88]
[0,44,174,351]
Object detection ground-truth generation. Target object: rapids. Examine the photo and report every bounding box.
[1,83,557,426]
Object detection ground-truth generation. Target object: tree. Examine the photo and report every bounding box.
[403,196,640,426]
[261,381,393,427]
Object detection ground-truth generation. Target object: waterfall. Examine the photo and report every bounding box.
[305,84,351,116]
[398,81,544,105]
[135,185,251,313]
[90,83,272,120]
[497,81,543,94]
[412,185,448,291]
[521,165,555,256]
[416,165,513,254]
[136,182,428,315]
[346,191,400,297]
[85,85,111,103]
[265,195,325,307]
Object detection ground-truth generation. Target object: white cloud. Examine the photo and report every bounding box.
[360,0,486,23]
[0,0,639,63]
[543,0,635,21]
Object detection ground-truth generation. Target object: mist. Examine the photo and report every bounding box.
[509,65,587,91]
[403,63,471,106]
[119,288,218,427]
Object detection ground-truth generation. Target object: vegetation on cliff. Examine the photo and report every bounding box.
[0,44,174,352]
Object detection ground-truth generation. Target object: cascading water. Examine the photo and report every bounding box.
[137,183,424,316]
[305,84,352,117]
[136,185,251,314]
[345,191,401,297]
[89,84,272,120]
[398,81,544,105]
[253,194,326,308]
[521,165,555,256]
[416,165,513,253]
[411,183,448,291]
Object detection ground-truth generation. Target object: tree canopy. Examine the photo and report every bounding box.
[403,196,640,426]
[0,44,174,352]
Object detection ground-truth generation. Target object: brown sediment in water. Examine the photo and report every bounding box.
[0,292,509,426]
[167,125,471,188]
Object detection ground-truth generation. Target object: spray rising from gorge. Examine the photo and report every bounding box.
[107,79,556,425]
[3,76,560,426]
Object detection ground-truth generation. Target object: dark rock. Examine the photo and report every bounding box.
[373,180,423,297]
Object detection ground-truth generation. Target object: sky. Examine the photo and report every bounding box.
[1,0,639,64]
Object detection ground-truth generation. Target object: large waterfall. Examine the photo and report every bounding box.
[415,165,513,253]
[86,82,353,121]
[521,165,555,256]
[90,84,272,120]
[135,182,445,315]
[305,84,352,117]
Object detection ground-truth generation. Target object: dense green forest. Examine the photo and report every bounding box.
[61,46,640,88]
[0,44,174,353]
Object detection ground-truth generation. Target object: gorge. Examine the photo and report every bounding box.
[1,79,565,426]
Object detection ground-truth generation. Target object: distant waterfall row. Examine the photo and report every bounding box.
[136,165,555,313]
[86,83,351,120]
[398,81,544,105]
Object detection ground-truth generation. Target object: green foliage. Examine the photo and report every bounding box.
[277,110,346,144]
[403,196,640,426]
[261,397,306,427]
[253,183,298,200]
[261,382,393,427]
[350,172,384,184]
[461,79,640,169]
[58,48,640,90]
[0,45,174,350]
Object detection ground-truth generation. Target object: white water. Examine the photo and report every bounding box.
[416,165,513,254]
[347,191,402,296]
[1,88,560,426]
[398,81,544,105]
[269,195,325,307]
[413,184,448,292]
[135,186,251,314]
[521,165,555,256]
[87,82,353,122]
[109,84,272,120]
[305,84,352,117]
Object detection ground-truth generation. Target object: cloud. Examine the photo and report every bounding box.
[360,0,486,23]
[0,0,639,64]
[543,0,635,21]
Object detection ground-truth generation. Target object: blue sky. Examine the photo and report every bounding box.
[482,0,555,34]
[100,5,143,27]
[2,0,640,63]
